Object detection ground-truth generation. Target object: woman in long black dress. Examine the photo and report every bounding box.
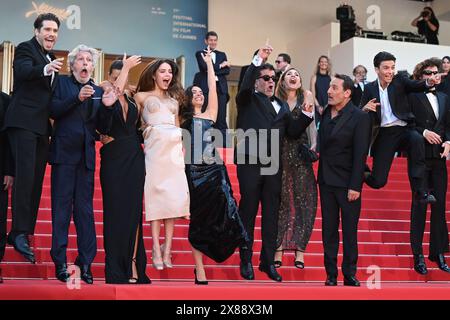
[180,48,248,284]
[99,56,150,284]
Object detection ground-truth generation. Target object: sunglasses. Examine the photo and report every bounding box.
[422,70,438,75]
[275,60,282,64]
[258,75,278,82]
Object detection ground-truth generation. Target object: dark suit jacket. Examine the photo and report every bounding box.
[4,37,57,135]
[318,102,371,192]
[437,75,450,98]
[48,76,113,171]
[237,65,250,92]
[235,63,313,164]
[352,83,364,107]
[194,49,230,95]
[0,92,13,178]
[409,91,450,159]
[360,74,428,126]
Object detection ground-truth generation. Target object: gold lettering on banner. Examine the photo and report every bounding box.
[25,1,71,21]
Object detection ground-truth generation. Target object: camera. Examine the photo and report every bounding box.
[421,10,430,18]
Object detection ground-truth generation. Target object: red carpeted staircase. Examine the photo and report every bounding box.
[2,144,450,284]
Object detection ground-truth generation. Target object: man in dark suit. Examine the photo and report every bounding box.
[274,53,291,87]
[0,92,14,284]
[49,45,116,283]
[194,31,230,142]
[351,64,368,107]
[235,45,313,282]
[360,51,441,203]
[409,58,450,275]
[319,74,371,287]
[3,13,63,264]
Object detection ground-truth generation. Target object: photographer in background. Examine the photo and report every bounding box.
[411,6,439,45]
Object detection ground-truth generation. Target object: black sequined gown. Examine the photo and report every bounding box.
[277,105,318,252]
[183,117,248,262]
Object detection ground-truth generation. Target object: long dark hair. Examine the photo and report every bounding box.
[275,67,304,102]
[179,85,196,124]
[136,59,185,106]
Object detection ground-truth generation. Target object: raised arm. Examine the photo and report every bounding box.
[202,47,218,122]
[236,45,273,107]
[114,54,142,94]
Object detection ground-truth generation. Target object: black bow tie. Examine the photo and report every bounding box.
[426,89,437,95]
[269,96,276,102]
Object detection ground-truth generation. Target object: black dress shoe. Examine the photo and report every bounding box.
[7,233,35,264]
[325,276,337,286]
[240,262,254,280]
[413,254,428,275]
[414,191,437,204]
[429,254,450,273]
[258,264,282,282]
[74,259,94,284]
[343,275,360,287]
[55,263,70,283]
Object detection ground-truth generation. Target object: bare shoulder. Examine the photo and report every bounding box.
[134,92,150,104]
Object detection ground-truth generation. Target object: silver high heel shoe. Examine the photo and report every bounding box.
[152,245,164,270]
[161,243,173,268]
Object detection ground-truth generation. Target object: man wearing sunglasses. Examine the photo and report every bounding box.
[361,51,442,206]
[274,53,291,86]
[235,45,313,282]
[408,58,450,276]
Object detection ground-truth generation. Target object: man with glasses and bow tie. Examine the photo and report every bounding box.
[408,58,450,276]
[194,31,230,144]
[2,13,63,265]
[235,44,313,282]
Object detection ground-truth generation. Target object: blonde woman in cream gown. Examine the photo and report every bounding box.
[134,59,189,271]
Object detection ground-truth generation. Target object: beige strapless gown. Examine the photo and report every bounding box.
[141,95,190,221]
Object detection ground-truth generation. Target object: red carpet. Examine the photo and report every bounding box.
[1,144,450,299]
[1,280,450,300]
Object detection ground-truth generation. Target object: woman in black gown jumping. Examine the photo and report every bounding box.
[180,48,248,284]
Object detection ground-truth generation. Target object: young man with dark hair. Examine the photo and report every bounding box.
[194,31,230,142]
[3,13,63,264]
[409,58,450,275]
[274,53,291,87]
[361,51,441,204]
[319,74,371,286]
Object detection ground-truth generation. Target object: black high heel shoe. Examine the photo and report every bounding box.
[129,258,138,283]
[194,269,208,285]
[294,250,305,269]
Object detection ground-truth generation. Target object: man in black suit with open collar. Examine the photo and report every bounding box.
[0,92,14,283]
[408,58,450,275]
[319,74,371,287]
[194,31,230,142]
[360,51,441,204]
[235,44,313,282]
[2,13,63,263]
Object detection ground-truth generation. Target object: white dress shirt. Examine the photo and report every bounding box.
[378,80,407,127]
[422,91,449,145]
